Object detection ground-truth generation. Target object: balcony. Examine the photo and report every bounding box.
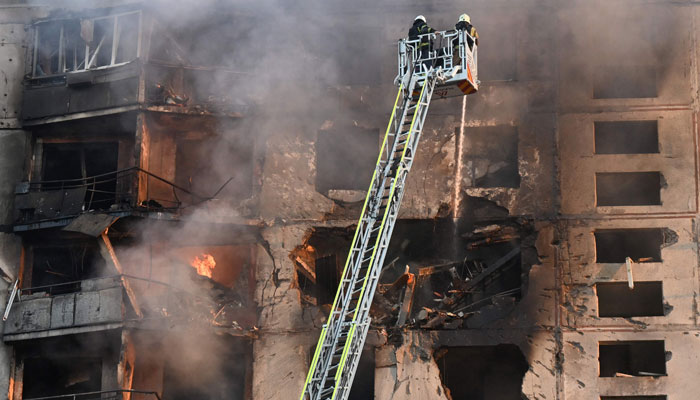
[12,167,190,231]
[4,274,254,341]
[25,389,161,400]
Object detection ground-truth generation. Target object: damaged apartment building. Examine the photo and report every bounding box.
[0,0,698,399]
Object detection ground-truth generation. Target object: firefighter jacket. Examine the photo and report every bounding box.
[455,21,479,48]
[408,20,436,48]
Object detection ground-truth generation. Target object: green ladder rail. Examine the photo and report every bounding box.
[300,27,479,400]
[300,69,437,400]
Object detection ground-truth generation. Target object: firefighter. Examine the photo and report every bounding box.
[408,15,436,68]
[455,13,479,50]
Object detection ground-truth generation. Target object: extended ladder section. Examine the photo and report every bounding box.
[300,28,478,400]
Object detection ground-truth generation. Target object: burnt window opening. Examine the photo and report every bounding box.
[597,282,664,317]
[595,229,664,263]
[32,11,141,78]
[436,345,528,400]
[18,331,119,399]
[593,66,658,99]
[599,341,667,377]
[596,172,661,206]
[162,336,251,400]
[42,142,120,211]
[463,126,520,188]
[26,241,105,295]
[291,228,353,306]
[315,127,378,195]
[23,357,102,398]
[594,121,659,154]
[601,397,667,400]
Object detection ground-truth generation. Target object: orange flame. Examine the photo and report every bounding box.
[190,253,216,278]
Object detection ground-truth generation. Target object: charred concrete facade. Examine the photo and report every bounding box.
[0,0,699,399]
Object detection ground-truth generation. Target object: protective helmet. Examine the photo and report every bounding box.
[459,13,471,24]
[415,15,426,23]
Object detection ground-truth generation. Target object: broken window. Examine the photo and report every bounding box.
[32,12,141,77]
[597,282,664,317]
[436,345,528,399]
[463,126,520,188]
[596,172,661,206]
[595,121,659,154]
[601,397,667,400]
[594,66,658,99]
[595,229,665,263]
[599,341,667,377]
[315,127,378,195]
[33,21,62,76]
[291,227,353,306]
[25,241,104,295]
[42,142,120,210]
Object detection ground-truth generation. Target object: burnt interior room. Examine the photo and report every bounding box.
[594,228,669,263]
[22,236,105,294]
[596,281,664,318]
[599,341,667,377]
[18,331,120,399]
[436,345,529,400]
[161,334,252,400]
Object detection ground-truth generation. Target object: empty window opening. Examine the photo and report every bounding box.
[599,341,667,377]
[595,229,666,263]
[597,282,664,317]
[436,345,528,399]
[596,172,661,206]
[595,121,659,154]
[316,127,378,195]
[463,126,520,188]
[42,142,120,210]
[23,357,102,398]
[594,66,658,99]
[291,227,353,306]
[26,241,105,295]
[601,396,667,400]
[162,335,251,400]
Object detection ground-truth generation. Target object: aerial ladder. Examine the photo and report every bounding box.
[300,28,479,400]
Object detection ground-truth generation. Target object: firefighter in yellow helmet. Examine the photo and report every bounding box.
[456,13,479,50]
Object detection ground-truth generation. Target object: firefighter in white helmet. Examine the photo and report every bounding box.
[408,15,436,67]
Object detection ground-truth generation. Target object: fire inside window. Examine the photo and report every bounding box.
[32,11,141,77]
